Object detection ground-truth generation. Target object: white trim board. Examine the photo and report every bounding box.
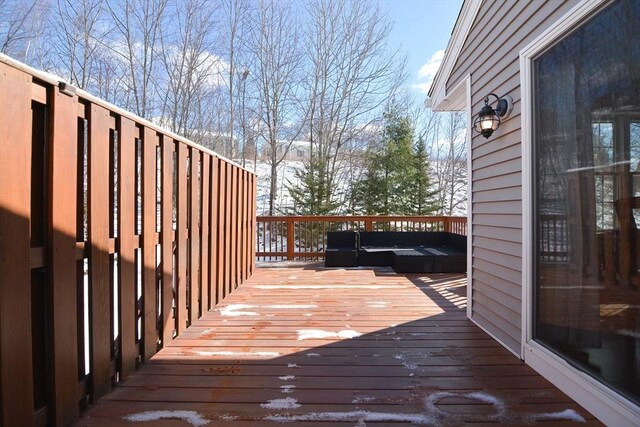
[465,75,472,320]
[519,0,640,425]
[428,0,482,111]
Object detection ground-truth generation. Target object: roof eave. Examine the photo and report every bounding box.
[428,0,483,111]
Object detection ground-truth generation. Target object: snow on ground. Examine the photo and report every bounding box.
[529,409,586,422]
[218,304,259,316]
[260,397,301,409]
[297,329,362,340]
[279,375,296,380]
[265,410,432,425]
[123,410,210,426]
[280,385,296,393]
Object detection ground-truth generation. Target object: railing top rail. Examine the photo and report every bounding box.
[0,53,253,175]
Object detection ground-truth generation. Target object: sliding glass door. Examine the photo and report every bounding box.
[533,0,640,404]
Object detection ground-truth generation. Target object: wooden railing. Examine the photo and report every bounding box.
[256,215,467,260]
[0,55,256,426]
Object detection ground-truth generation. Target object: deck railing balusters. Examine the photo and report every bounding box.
[256,215,467,261]
[0,56,256,427]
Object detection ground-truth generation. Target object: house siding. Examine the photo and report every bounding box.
[446,0,580,355]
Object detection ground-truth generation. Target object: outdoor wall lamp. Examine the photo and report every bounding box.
[473,93,512,138]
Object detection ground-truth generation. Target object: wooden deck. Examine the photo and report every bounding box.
[76,265,601,426]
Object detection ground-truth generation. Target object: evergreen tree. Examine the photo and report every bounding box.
[353,106,418,214]
[410,136,439,215]
[287,156,340,215]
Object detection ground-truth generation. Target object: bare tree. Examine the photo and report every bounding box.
[0,0,46,61]
[299,0,406,212]
[427,111,467,215]
[107,0,168,119]
[52,0,106,90]
[158,0,219,144]
[247,0,303,215]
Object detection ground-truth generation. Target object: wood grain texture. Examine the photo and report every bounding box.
[0,62,35,426]
[49,86,80,426]
[210,159,219,306]
[76,267,600,426]
[189,148,200,323]
[216,160,227,301]
[142,127,158,361]
[88,103,113,402]
[117,117,137,381]
[161,137,174,345]
[176,144,189,333]
[200,155,211,313]
[229,166,238,290]
[225,162,233,296]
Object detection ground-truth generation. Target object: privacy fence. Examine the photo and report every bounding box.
[256,215,467,260]
[0,55,256,426]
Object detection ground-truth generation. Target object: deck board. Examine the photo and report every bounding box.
[75,265,601,426]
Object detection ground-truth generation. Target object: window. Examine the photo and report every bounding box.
[533,0,640,404]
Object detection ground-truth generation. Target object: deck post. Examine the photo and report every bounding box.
[286,217,295,260]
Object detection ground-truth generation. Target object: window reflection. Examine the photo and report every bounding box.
[534,0,640,404]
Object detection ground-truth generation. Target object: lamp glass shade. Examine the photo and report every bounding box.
[473,112,501,138]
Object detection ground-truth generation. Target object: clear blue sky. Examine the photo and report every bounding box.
[381,0,463,95]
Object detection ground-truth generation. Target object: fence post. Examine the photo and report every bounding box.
[364,219,373,231]
[444,216,451,232]
[286,217,295,260]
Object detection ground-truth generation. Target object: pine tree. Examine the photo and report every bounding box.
[353,106,418,214]
[410,136,439,215]
[287,156,340,215]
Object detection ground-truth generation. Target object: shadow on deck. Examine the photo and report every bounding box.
[75,265,601,426]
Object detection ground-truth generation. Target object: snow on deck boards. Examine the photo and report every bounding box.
[74,267,601,426]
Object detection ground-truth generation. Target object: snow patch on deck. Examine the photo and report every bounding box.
[279,375,296,380]
[218,304,259,316]
[123,410,210,426]
[529,409,586,423]
[305,352,321,357]
[265,410,431,424]
[280,385,296,393]
[287,363,300,368]
[261,397,301,409]
[297,329,362,340]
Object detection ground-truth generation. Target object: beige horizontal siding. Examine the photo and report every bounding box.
[447,0,580,356]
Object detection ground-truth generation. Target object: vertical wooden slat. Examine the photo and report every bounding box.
[225,163,233,295]
[236,169,243,283]
[161,137,174,345]
[88,103,112,401]
[217,161,227,299]
[117,117,137,380]
[142,128,158,360]
[251,175,257,273]
[230,167,238,290]
[211,159,220,305]
[189,149,200,323]
[0,63,34,426]
[49,86,80,425]
[242,170,248,282]
[286,217,295,260]
[176,144,188,332]
[200,155,211,312]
